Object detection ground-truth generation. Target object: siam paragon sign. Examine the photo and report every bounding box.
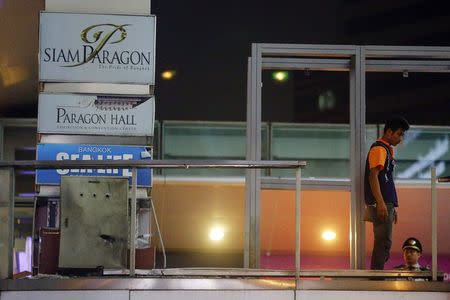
[39,12,156,84]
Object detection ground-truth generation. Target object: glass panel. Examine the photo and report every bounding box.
[262,70,350,179]
[366,73,450,127]
[3,129,36,276]
[13,145,35,274]
[271,124,350,179]
[161,121,268,176]
[366,72,450,180]
[13,207,33,274]
[261,189,350,269]
[151,179,245,267]
[262,70,350,123]
[395,126,450,180]
[365,124,379,154]
[365,185,450,275]
[366,72,450,273]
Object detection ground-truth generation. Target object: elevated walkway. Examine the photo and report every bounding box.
[1,269,449,300]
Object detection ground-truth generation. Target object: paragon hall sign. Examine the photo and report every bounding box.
[39,12,156,84]
[38,93,155,136]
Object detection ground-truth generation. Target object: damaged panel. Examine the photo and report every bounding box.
[59,176,128,269]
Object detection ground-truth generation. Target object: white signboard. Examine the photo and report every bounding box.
[38,93,155,136]
[39,12,156,84]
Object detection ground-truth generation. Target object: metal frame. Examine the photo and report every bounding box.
[2,274,449,291]
[0,169,14,279]
[0,159,305,279]
[429,167,450,282]
[267,122,353,189]
[431,167,437,281]
[364,46,450,277]
[349,46,366,269]
[130,168,138,276]
[0,118,37,128]
[248,44,450,271]
[247,44,361,269]
[0,122,3,160]
[45,0,152,15]
[41,82,154,96]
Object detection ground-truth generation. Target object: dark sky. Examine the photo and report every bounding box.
[1,0,450,124]
[152,0,341,121]
[151,0,450,125]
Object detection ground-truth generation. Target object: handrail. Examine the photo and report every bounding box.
[0,159,305,280]
[0,159,306,169]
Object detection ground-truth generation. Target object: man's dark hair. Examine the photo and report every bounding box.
[384,116,410,133]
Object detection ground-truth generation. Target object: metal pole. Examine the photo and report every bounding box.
[244,57,252,269]
[295,167,301,288]
[8,168,14,279]
[431,166,437,281]
[150,198,167,268]
[130,167,137,276]
[0,122,4,160]
[349,46,366,269]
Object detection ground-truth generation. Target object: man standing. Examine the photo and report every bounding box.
[364,116,410,270]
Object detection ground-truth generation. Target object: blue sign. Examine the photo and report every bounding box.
[36,144,152,187]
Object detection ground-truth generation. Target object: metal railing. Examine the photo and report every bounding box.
[1,160,447,284]
[0,159,306,280]
[431,167,450,281]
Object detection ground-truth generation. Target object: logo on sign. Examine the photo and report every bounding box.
[42,23,151,70]
[56,146,133,176]
[36,144,152,187]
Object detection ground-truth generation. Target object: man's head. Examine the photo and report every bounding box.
[383,116,410,146]
[402,237,422,266]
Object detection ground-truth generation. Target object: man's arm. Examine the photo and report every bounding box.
[369,166,388,222]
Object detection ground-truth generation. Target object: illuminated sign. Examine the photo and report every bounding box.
[38,93,155,136]
[39,12,156,84]
[36,144,152,187]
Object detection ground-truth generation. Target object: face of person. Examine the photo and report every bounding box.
[403,248,421,266]
[386,128,405,146]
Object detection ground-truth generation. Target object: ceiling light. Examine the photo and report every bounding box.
[272,71,289,82]
[322,230,336,241]
[209,226,225,241]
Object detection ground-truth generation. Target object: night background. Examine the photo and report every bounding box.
[1,0,450,124]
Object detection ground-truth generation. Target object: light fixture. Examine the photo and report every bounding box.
[321,230,336,241]
[272,71,289,82]
[161,70,176,80]
[402,70,409,78]
[209,226,225,241]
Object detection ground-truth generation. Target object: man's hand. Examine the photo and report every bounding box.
[369,166,389,222]
[376,202,388,222]
[394,209,398,224]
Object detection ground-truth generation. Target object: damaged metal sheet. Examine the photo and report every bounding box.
[59,176,128,269]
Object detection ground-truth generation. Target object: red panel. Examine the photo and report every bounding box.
[38,227,60,274]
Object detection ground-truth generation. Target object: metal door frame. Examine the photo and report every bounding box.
[246,44,450,269]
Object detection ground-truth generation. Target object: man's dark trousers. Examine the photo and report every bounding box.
[370,203,395,270]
